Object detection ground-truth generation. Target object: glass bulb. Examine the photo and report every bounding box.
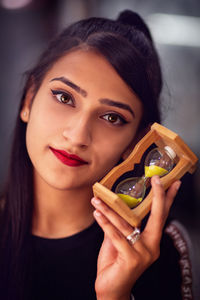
[144,146,175,178]
[115,177,146,208]
[115,146,176,209]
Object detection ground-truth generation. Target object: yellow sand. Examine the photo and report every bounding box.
[145,165,168,178]
[117,193,142,208]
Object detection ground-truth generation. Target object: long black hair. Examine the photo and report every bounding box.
[0,10,162,299]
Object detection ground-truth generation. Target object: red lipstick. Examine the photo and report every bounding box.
[50,147,88,167]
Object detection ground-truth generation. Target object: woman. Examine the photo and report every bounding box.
[0,10,184,300]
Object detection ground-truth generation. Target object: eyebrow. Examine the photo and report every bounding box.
[50,77,87,97]
[99,98,135,118]
[50,76,135,118]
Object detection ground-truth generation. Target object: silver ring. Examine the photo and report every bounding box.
[126,228,140,245]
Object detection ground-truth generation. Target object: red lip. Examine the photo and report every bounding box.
[50,147,88,167]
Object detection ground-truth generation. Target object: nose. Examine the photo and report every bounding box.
[62,113,92,149]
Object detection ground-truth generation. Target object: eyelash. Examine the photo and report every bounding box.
[51,89,128,126]
[51,89,75,106]
[101,113,128,126]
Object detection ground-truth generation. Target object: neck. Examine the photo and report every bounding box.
[32,174,95,239]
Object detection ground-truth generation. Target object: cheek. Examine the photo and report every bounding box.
[25,104,56,161]
[92,128,136,178]
[27,100,63,140]
[98,125,137,157]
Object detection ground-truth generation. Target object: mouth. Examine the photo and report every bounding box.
[49,147,88,167]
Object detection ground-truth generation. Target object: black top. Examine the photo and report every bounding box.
[28,221,184,300]
[31,221,103,300]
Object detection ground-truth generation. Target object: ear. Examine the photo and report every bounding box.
[20,85,35,123]
[121,124,151,161]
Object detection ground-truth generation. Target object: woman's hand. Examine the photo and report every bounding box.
[91,176,181,300]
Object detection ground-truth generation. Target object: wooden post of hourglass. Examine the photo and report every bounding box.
[92,123,198,228]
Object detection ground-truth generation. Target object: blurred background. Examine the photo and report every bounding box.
[0,0,199,298]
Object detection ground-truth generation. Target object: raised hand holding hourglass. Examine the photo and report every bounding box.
[93,123,198,228]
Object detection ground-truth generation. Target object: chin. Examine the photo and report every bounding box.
[45,174,89,191]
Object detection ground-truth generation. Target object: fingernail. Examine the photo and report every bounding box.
[94,210,102,217]
[175,181,181,191]
[91,197,101,205]
[154,176,161,185]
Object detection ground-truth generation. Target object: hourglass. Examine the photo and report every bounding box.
[115,145,176,209]
[92,123,198,227]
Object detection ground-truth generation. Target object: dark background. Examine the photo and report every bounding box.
[0,0,199,298]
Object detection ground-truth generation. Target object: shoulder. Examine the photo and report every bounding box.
[164,220,193,300]
[132,219,194,300]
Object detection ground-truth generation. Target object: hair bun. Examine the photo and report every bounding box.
[117,10,152,42]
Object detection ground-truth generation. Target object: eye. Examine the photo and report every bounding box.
[51,89,74,105]
[101,113,128,126]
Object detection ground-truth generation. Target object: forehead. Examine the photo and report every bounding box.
[44,49,142,109]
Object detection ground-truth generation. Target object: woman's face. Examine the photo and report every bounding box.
[21,49,143,190]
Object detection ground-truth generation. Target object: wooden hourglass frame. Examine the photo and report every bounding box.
[92,123,198,228]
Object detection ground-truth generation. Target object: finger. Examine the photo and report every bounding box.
[93,205,158,267]
[93,209,135,256]
[145,176,165,234]
[165,180,181,213]
[91,197,133,236]
[142,176,167,248]
[144,176,181,246]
